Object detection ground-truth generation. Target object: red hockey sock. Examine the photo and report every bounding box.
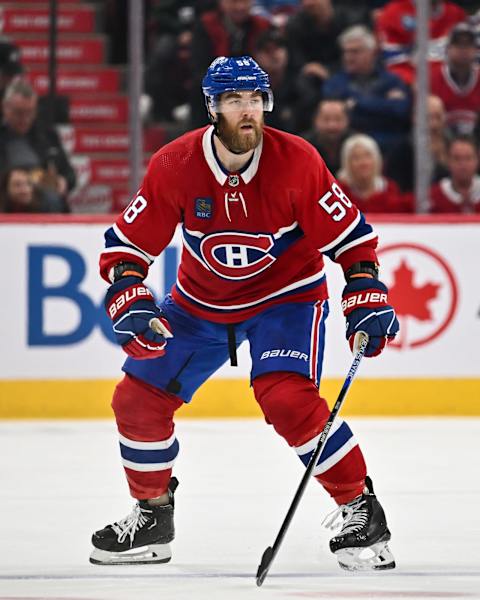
[112,374,183,499]
[253,371,366,504]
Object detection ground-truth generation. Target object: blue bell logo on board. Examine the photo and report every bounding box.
[195,197,213,219]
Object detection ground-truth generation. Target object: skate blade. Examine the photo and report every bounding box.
[89,543,171,565]
[335,541,396,572]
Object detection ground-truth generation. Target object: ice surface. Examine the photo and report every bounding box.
[1,418,479,600]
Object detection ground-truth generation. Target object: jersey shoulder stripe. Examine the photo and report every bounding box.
[322,213,377,261]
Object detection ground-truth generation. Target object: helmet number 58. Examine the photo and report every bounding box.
[318,183,352,221]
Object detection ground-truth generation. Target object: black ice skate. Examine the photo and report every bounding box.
[324,476,395,571]
[89,478,178,565]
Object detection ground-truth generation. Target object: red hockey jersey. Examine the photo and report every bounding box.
[430,62,480,135]
[376,0,466,84]
[339,177,411,214]
[100,126,378,323]
[430,177,480,213]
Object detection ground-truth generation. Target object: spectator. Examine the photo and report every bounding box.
[301,98,350,173]
[430,135,480,213]
[0,166,68,213]
[189,0,271,128]
[0,79,76,205]
[323,25,412,151]
[431,22,480,136]
[376,0,466,85]
[286,0,371,76]
[0,39,23,111]
[385,95,450,194]
[146,1,195,44]
[337,133,409,212]
[144,2,196,125]
[285,0,370,130]
[145,27,193,124]
[254,29,297,131]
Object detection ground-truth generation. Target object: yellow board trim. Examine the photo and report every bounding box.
[0,378,479,418]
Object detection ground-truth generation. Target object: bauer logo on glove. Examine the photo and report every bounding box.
[105,275,173,360]
[342,278,399,357]
[108,285,155,319]
[341,290,388,312]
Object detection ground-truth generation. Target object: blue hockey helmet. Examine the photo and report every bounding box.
[202,56,274,120]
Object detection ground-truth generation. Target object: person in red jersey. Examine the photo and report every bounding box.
[337,133,412,213]
[431,22,480,136]
[376,0,466,85]
[430,135,480,213]
[90,56,399,571]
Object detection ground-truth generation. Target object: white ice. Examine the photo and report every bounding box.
[1,418,479,600]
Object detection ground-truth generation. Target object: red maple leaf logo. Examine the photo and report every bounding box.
[389,260,440,321]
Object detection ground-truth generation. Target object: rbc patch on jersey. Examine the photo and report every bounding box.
[195,197,213,219]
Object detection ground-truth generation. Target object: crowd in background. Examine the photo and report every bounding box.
[0,41,75,213]
[2,0,480,214]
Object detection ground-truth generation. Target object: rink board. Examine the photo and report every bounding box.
[1,377,480,418]
[1,214,479,417]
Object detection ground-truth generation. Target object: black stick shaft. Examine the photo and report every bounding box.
[256,333,368,586]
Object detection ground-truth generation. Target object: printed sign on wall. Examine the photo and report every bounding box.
[0,220,478,379]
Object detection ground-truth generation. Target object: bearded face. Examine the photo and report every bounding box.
[216,112,264,153]
[213,90,265,153]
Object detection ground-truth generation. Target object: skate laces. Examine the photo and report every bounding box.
[111,503,152,545]
[322,496,369,534]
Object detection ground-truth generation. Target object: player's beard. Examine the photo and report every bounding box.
[217,114,263,154]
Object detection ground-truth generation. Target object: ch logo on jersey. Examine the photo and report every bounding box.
[199,231,275,280]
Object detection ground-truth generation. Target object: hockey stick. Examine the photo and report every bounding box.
[255,331,369,587]
[149,317,173,338]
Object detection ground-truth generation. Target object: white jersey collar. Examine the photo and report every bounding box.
[440,175,480,204]
[201,125,263,185]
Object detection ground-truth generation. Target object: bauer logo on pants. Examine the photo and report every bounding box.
[260,349,309,361]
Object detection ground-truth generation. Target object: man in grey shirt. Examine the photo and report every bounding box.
[0,79,76,209]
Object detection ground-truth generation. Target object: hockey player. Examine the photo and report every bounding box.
[90,56,399,572]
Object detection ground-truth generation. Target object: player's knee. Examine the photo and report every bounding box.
[253,371,329,445]
[112,375,134,417]
[112,374,183,429]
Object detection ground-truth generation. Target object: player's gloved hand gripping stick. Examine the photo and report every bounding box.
[256,332,369,586]
[342,278,399,357]
[105,275,173,359]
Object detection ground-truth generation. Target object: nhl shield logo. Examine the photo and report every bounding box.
[195,197,213,219]
[228,174,240,187]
